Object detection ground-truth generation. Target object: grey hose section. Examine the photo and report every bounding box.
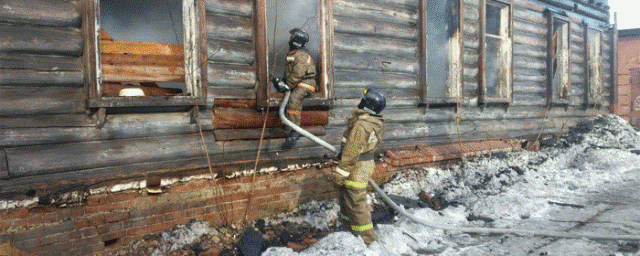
[279,91,640,241]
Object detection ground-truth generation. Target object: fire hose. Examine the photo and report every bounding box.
[278,90,640,241]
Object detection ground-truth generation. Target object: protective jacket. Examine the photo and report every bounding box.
[337,109,385,176]
[336,109,384,245]
[284,49,317,92]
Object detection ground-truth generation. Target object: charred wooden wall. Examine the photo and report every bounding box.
[0,0,615,199]
[325,0,613,150]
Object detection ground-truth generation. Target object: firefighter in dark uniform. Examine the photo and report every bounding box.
[272,28,317,150]
[328,88,386,245]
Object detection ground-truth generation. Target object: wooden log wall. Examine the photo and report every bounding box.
[0,0,615,198]
[205,0,257,99]
[324,0,611,151]
[0,0,84,117]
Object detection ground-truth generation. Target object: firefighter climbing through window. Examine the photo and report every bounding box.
[327,88,386,245]
[272,28,317,150]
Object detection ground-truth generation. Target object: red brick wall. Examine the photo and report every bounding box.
[0,167,354,255]
[0,141,518,255]
[615,35,640,121]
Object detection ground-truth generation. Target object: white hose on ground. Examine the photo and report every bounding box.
[278,91,640,241]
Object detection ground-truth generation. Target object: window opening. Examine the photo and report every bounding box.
[587,27,603,103]
[426,0,454,99]
[547,11,571,104]
[99,0,188,99]
[483,0,512,102]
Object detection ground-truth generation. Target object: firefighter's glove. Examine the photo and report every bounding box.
[272,77,290,93]
[327,166,350,187]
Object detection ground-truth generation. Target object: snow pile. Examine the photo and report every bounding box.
[263,114,640,256]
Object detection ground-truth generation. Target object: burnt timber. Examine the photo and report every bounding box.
[0,0,614,201]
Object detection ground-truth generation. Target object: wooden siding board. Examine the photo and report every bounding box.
[0,87,85,116]
[208,87,256,99]
[0,0,81,28]
[333,16,418,40]
[0,24,82,56]
[0,54,82,71]
[0,112,198,148]
[0,70,83,86]
[0,114,96,129]
[205,0,253,18]
[206,13,253,42]
[333,33,417,56]
[207,62,256,88]
[207,39,255,65]
[333,70,418,90]
[333,50,418,74]
[213,108,328,129]
[5,134,219,177]
[333,0,418,24]
[214,126,325,141]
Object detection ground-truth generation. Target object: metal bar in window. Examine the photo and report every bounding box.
[611,15,618,106]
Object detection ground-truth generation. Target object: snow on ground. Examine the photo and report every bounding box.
[263,114,640,256]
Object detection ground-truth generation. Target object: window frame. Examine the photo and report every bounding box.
[479,0,513,104]
[585,25,605,106]
[254,0,334,109]
[86,0,208,109]
[419,0,464,105]
[545,10,572,105]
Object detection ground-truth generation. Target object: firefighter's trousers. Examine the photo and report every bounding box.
[338,159,376,245]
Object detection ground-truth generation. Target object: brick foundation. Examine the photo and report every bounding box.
[0,140,520,255]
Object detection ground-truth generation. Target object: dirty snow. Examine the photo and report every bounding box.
[263,114,640,256]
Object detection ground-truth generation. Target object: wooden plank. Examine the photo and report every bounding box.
[5,134,220,177]
[101,53,183,67]
[0,24,82,56]
[333,70,418,90]
[0,69,83,86]
[0,114,96,129]
[333,87,418,100]
[208,87,256,99]
[205,0,253,17]
[0,54,82,71]
[0,87,85,116]
[89,96,202,108]
[333,16,418,40]
[333,50,418,74]
[213,108,328,129]
[333,33,417,57]
[207,39,255,64]
[333,0,418,24]
[101,64,185,83]
[207,62,256,88]
[0,0,81,28]
[214,126,325,141]
[0,112,198,148]
[206,13,253,42]
[0,150,7,180]
[100,40,184,56]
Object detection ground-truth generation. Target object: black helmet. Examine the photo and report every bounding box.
[289,28,309,49]
[358,88,386,115]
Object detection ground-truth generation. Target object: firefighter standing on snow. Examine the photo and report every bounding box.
[330,88,386,245]
[272,28,317,150]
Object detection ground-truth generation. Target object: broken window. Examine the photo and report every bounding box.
[546,11,571,104]
[587,27,603,104]
[424,0,462,102]
[88,0,205,108]
[256,0,331,108]
[483,0,512,103]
